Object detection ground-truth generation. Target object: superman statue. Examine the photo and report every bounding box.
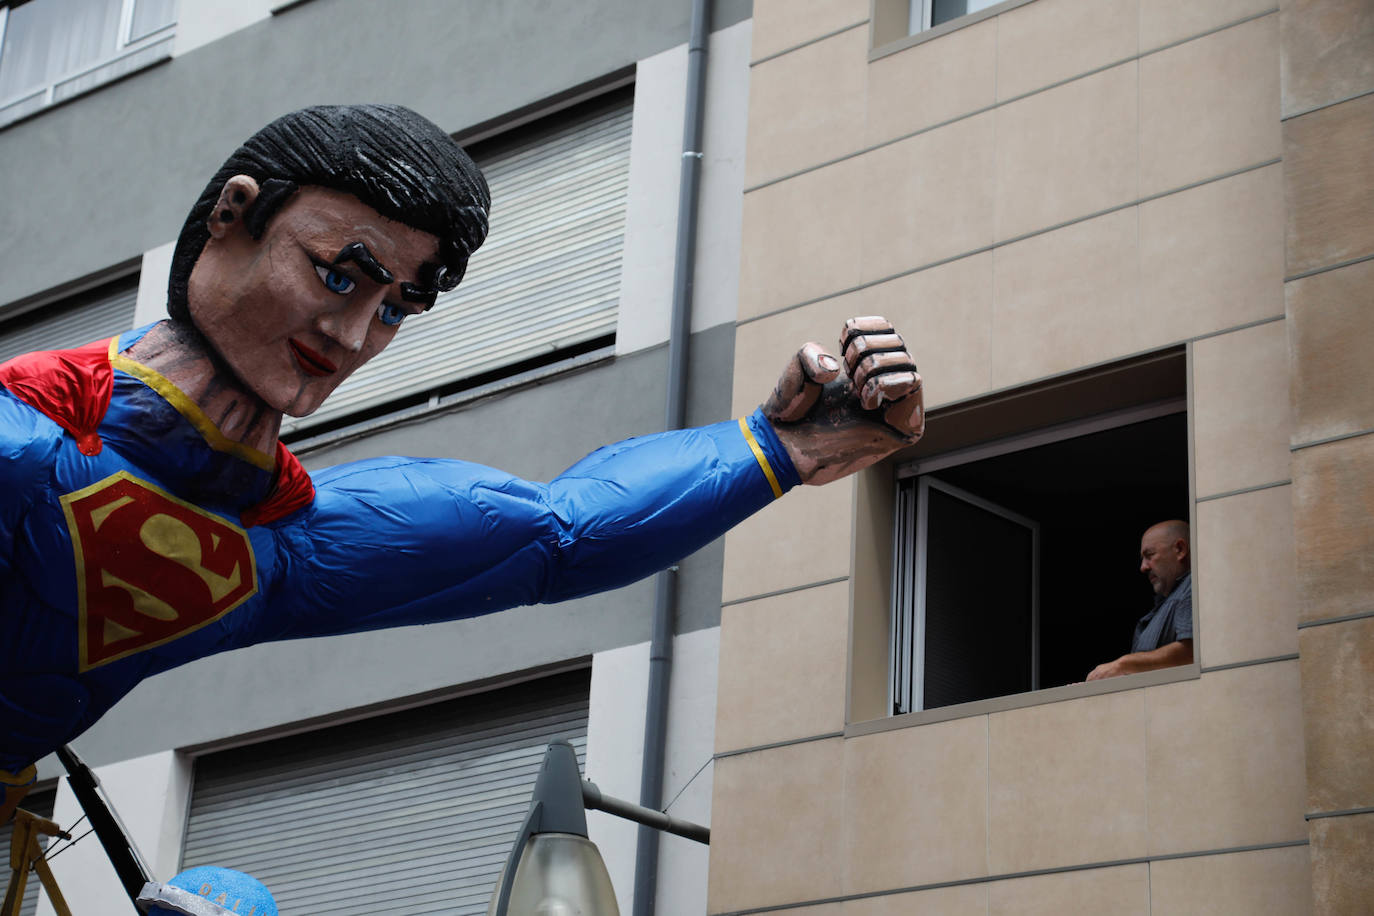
[0,105,925,819]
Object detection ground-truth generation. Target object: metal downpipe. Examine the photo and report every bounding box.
[632,0,711,913]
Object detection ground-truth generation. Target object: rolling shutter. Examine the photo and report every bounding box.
[180,670,590,914]
[0,278,137,365]
[283,93,632,435]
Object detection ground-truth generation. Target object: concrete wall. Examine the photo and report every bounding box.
[708,0,1319,912]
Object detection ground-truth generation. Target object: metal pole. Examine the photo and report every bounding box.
[633,1,712,912]
[583,781,709,845]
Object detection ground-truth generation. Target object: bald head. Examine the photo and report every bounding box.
[1140,520,1190,597]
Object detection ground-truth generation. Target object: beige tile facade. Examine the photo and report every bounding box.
[1309,812,1374,914]
[1149,845,1314,915]
[716,581,850,753]
[1194,484,1298,667]
[1138,13,1281,197]
[1145,662,1307,854]
[995,0,1138,101]
[1279,3,1374,910]
[745,25,869,188]
[1286,257,1374,445]
[865,18,996,145]
[842,717,989,892]
[1190,318,1292,498]
[993,61,1137,241]
[711,0,1362,911]
[1298,617,1374,815]
[987,865,1150,916]
[1283,91,1374,276]
[1279,0,1374,117]
[750,0,869,63]
[1291,433,1374,624]
[708,739,845,912]
[988,690,1148,872]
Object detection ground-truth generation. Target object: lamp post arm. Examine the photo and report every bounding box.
[581,781,709,845]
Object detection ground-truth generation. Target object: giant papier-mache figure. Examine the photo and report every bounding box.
[0,105,925,820]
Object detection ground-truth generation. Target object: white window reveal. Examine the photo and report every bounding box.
[283,92,632,437]
[0,0,176,129]
[908,0,1002,34]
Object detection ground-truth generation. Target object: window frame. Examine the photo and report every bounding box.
[891,474,1043,715]
[0,0,177,129]
[890,398,1192,719]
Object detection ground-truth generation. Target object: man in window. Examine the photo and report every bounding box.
[0,104,925,819]
[1086,520,1194,680]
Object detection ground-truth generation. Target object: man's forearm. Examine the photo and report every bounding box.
[1086,639,1193,680]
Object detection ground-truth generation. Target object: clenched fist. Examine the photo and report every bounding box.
[763,317,924,486]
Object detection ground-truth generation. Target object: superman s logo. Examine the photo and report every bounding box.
[60,471,258,670]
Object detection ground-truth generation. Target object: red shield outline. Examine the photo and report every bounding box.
[61,471,258,671]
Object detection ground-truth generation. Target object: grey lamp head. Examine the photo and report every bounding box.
[487,742,620,916]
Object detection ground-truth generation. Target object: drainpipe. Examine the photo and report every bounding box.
[632,1,711,913]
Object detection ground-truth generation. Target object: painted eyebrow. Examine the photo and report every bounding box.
[332,242,394,285]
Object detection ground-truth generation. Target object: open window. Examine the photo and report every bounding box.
[885,349,1190,716]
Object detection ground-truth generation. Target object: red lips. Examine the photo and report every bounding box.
[288,339,338,377]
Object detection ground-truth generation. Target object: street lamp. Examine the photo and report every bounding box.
[487,741,710,916]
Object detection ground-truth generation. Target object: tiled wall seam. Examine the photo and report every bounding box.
[1296,609,1374,630]
[750,19,868,67]
[709,839,1311,915]
[1284,250,1374,284]
[1289,426,1374,454]
[1195,479,1291,503]
[1280,85,1374,123]
[1200,653,1300,674]
[1306,805,1374,821]
[1186,313,1285,344]
[721,575,849,608]
[714,731,844,760]
[737,158,1283,328]
[744,9,1279,195]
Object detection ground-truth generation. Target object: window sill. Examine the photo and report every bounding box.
[0,27,174,131]
[869,0,1037,63]
[845,662,1200,738]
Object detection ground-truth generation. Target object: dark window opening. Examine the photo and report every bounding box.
[892,407,1189,714]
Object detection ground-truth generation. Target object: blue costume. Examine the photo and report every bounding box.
[0,325,798,773]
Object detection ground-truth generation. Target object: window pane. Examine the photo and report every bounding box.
[931,0,1002,27]
[922,484,1034,709]
[129,0,176,42]
[0,0,124,100]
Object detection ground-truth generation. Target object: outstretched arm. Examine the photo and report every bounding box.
[258,316,922,641]
[259,410,799,640]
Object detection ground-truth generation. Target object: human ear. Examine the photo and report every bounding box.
[205,175,261,239]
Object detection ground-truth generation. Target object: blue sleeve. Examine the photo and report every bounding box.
[258,409,798,640]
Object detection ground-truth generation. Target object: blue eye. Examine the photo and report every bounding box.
[314,264,356,295]
[377,303,407,327]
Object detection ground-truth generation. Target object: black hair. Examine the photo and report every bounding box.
[167,104,490,321]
